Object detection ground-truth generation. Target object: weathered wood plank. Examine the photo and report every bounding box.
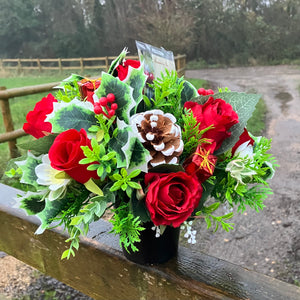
[0,183,299,300]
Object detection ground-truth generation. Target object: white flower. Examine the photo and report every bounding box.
[35,154,71,201]
[234,141,254,159]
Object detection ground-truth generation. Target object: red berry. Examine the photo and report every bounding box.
[207,89,214,95]
[111,103,118,110]
[149,73,154,81]
[108,110,115,117]
[94,106,103,114]
[106,93,115,102]
[198,88,206,95]
[99,97,107,106]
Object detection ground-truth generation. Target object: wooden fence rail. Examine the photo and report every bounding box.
[1,183,300,300]
[0,54,186,158]
[0,55,186,76]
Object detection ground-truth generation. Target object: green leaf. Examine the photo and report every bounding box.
[18,134,58,156]
[56,74,85,88]
[47,99,97,133]
[108,124,130,168]
[70,216,83,226]
[127,169,141,179]
[124,63,147,113]
[128,181,142,189]
[15,154,42,189]
[107,47,128,74]
[125,137,151,173]
[149,164,184,174]
[129,191,150,223]
[213,92,260,155]
[180,80,198,105]
[95,72,136,124]
[19,191,46,215]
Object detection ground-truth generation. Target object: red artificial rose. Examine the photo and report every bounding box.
[116,59,141,81]
[197,88,214,96]
[231,128,254,156]
[23,93,57,139]
[144,172,202,227]
[183,144,218,182]
[78,78,101,104]
[184,96,239,151]
[48,128,99,184]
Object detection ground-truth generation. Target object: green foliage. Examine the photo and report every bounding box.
[210,136,277,212]
[197,202,234,232]
[110,168,142,198]
[110,203,145,252]
[55,79,82,103]
[145,70,185,120]
[181,110,213,158]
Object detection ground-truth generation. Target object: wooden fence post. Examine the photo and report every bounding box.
[80,57,84,73]
[0,59,3,73]
[37,58,42,73]
[105,56,109,72]
[58,58,62,74]
[17,59,22,74]
[0,87,20,158]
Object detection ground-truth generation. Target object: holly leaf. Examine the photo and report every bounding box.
[54,74,85,89]
[19,191,46,215]
[95,72,135,124]
[46,99,97,133]
[125,137,151,173]
[108,124,130,168]
[124,63,147,114]
[17,134,58,156]
[15,153,42,189]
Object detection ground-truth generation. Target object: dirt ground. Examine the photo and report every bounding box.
[1,65,300,299]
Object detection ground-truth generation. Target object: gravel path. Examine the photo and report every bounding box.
[1,65,300,299]
[186,65,300,285]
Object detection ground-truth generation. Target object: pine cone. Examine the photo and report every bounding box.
[131,110,184,168]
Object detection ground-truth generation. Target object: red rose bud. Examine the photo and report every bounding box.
[183,145,218,182]
[184,97,239,151]
[116,59,141,81]
[48,128,99,184]
[23,93,57,139]
[231,128,254,157]
[144,172,202,228]
[78,78,101,104]
[197,88,214,96]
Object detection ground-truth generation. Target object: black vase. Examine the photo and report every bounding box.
[122,222,180,265]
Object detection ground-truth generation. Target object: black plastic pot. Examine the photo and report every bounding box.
[122,222,180,265]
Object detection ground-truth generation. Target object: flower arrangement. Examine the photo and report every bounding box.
[5,48,277,260]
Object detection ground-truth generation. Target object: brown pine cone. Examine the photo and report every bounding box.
[131,110,184,168]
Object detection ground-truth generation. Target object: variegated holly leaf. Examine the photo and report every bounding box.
[35,187,90,234]
[19,190,46,215]
[54,74,85,89]
[125,137,151,173]
[46,98,97,133]
[94,73,135,124]
[123,63,147,114]
[15,152,42,189]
